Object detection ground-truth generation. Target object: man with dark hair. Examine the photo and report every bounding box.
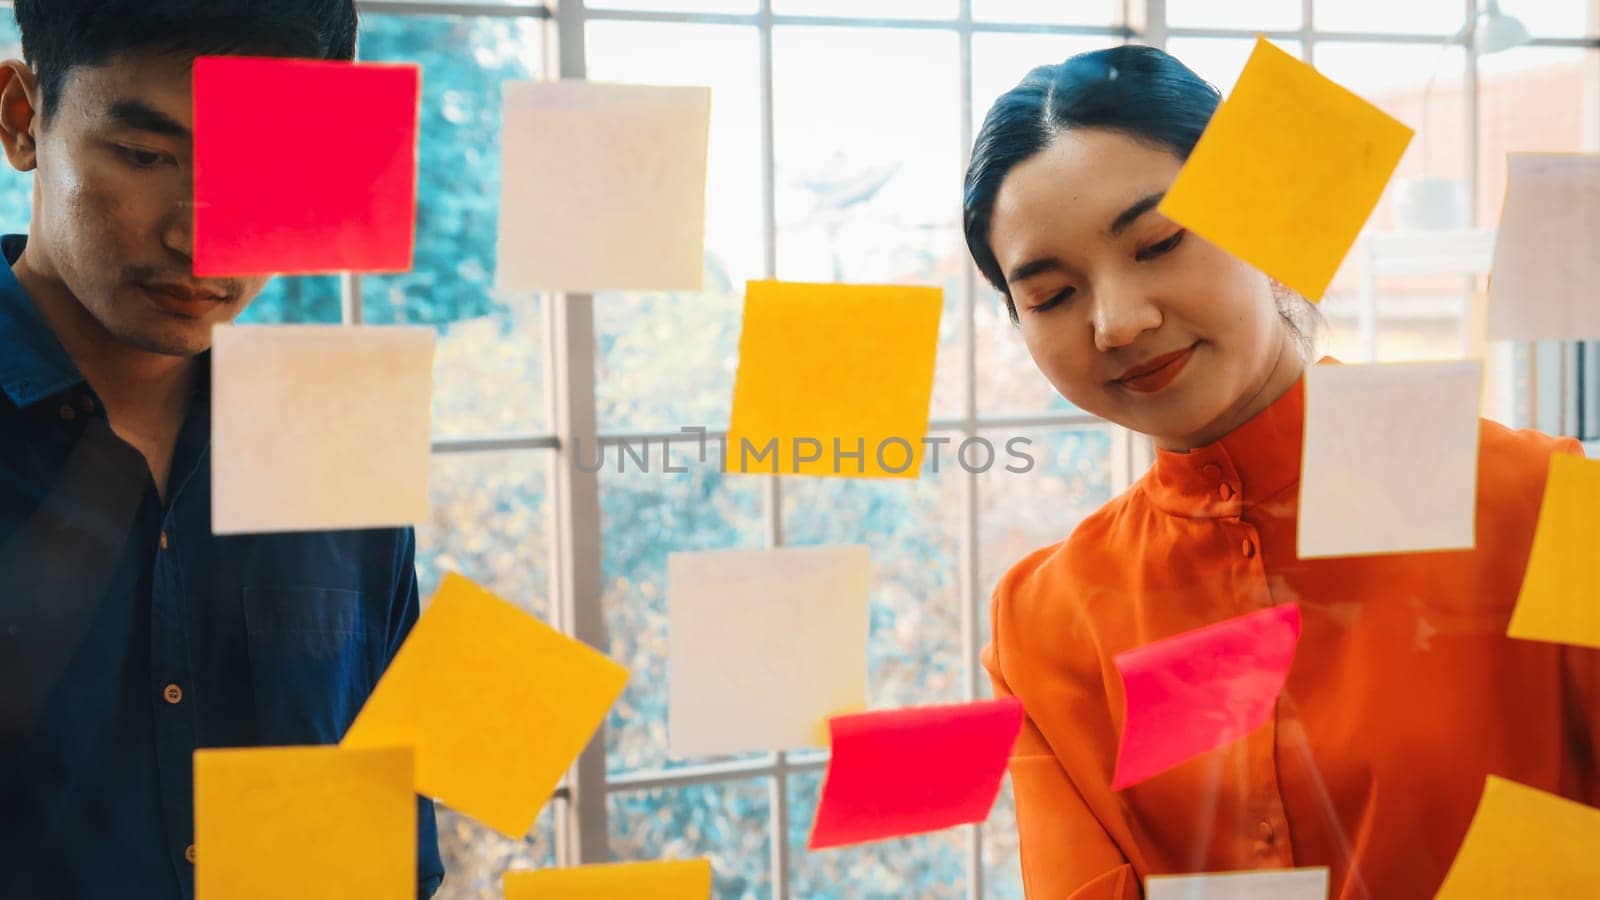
[0,2,442,897]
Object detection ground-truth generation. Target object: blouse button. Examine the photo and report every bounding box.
[1218,483,1235,501]
[1257,820,1276,842]
[1241,538,1257,558]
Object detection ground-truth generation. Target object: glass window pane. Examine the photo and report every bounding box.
[974,0,1122,25]
[358,15,549,438]
[586,22,761,433]
[969,33,1125,417]
[983,776,1024,900]
[773,27,965,420]
[435,802,557,900]
[591,0,754,11]
[1165,37,1304,96]
[601,446,765,775]
[608,779,772,898]
[1517,0,1600,38]
[773,0,958,18]
[238,276,343,323]
[787,769,968,898]
[1313,0,1462,34]
[1476,47,1599,223]
[417,450,552,620]
[1167,0,1300,31]
[782,466,964,710]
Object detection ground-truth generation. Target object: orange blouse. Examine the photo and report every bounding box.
[984,374,1600,899]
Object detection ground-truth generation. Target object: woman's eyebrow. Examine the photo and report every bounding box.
[1006,257,1064,285]
[1108,191,1166,237]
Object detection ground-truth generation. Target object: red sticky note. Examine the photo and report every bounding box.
[1112,603,1302,790]
[808,698,1023,850]
[193,57,420,276]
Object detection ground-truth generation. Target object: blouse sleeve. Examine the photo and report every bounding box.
[985,636,1139,900]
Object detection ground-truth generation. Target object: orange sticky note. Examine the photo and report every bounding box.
[194,745,414,900]
[1507,452,1600,649]
[1158,38,1413,300]
[727,280,941,478]
[504,860,713,899]
[193,57,420,275]
[1435,776,1600,898]
[341,572,630,838]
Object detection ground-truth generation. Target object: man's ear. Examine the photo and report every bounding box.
[0,61,40,173]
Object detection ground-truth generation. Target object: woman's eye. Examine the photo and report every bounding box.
[1030,286,1075,313]
[1136,229,1185,261]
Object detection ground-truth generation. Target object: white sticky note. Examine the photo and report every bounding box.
[1147,867,1329,900]
[1487,153,1600,340]
[1298,361,1482,559]
[212,324,434,535]
[497,81,711,293]
[669,545,869,758]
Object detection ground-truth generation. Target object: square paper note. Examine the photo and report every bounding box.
[1435,776,1600,899]
[726,281,942,478]
[504,860,713,900]
[669,545,869,758]
[1158,37,1412,301]
[1507,452,1600,650]
[1298,360,1482,559]
[1487,153,1600,340]
[341,573,629,839]
[194,745,415,900]
[497,81,710,293]
[211,325,434,535]
[1146,867,1329,900]
[194,57,419,275]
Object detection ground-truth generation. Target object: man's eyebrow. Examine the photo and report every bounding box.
[104,99,190,138]
[1108,191,1165,237]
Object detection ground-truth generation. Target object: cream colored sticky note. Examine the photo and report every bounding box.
[504,860,713,900]
[1158,37,1413,301]
[1146,867,1328,900]
[1507,452,1600,649]
[669,545,869,758]
[727,281,941,478]
[1298,361,1482,559]
[194,745,414,900]
[1487,153,1600,340]
[1435,776,1600,898]
[211,324,433,534]
[341,572,630,838]
[497,81,710,293]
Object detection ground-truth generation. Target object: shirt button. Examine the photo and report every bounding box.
[1219,483,1235,501]
[185,844,197,864]
[1241,538,1257,558]
[58,403,76,421]
[159,531,170,551]
[163,683,184,705]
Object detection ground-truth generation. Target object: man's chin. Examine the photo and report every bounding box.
[111,320,214,358]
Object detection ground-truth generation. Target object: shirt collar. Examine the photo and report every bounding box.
[0,234,88,408]
[1143,361,1330,518]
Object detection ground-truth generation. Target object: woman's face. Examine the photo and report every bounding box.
[987,127,1301,451]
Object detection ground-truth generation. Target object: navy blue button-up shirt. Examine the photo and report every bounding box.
[0,235,443,899]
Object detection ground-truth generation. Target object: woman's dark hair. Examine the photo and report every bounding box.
[962,44,1319,355]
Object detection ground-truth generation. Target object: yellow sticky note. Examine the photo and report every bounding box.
[1158,37,1413,301]
[194,745,414,900]
[1435,776,1600,898]
[341,572,630,838]
[504,859,713,900]
[727,280,941,478]
[1507,452,1600,649]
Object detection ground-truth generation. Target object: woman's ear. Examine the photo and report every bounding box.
[0,61,41,173]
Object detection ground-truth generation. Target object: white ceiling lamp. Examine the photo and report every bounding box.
[1465,0,1531,55]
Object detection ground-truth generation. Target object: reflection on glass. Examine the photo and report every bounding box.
[434,802,557,900]
[787,769,968,898]
[772,26,965,418]
[586,21,761,432]
[357,14,548,437]
[783,469,964,711]
[600,443,765,774]
[608,779,772,899]
[416,450,552,621]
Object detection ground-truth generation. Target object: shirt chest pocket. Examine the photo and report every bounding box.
[242,586,379,746]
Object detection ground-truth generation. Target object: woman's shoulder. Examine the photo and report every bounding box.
[991,484,1152,630]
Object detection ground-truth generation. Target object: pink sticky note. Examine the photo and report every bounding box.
[808,698,1023,851]
[193,57,420,276]
[1113,604,1302,790]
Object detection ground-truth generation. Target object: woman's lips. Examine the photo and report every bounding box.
[1115,344,1197,394]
